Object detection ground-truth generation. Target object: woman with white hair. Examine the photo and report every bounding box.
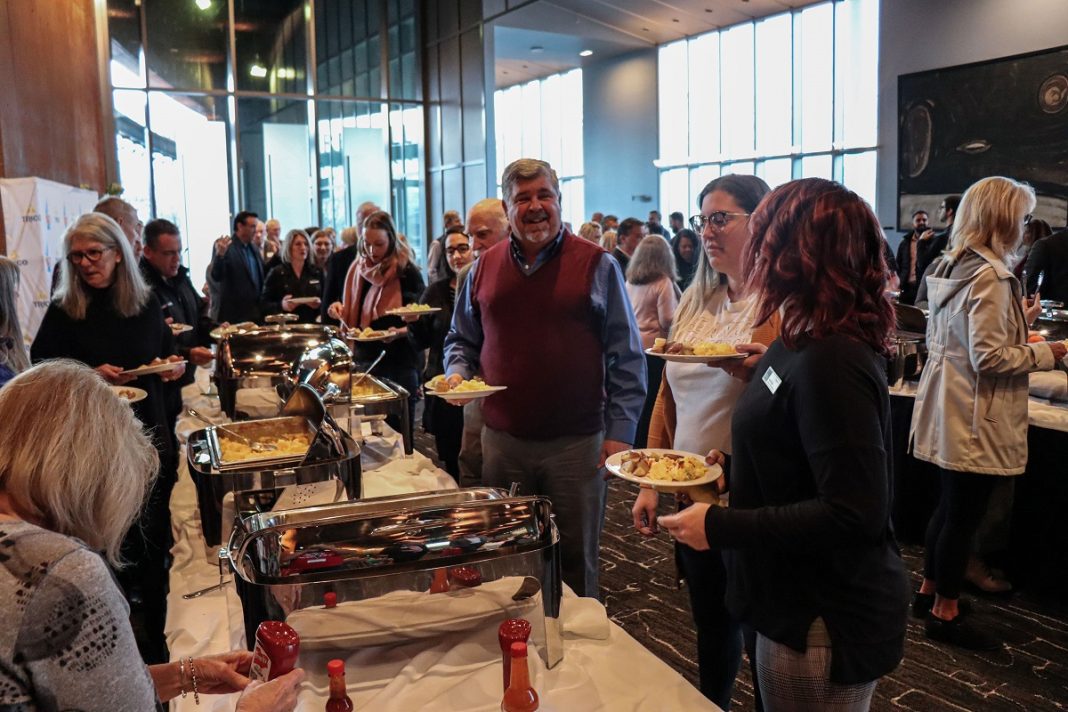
[0,256,29,387]
[31,211,185,664]
[261,229,323,323]
[0,360,304,711]
[911,176,1067,651]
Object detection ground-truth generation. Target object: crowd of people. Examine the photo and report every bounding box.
[1,156,1067,712]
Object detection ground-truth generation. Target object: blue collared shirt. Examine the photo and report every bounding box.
[444,231,647,444]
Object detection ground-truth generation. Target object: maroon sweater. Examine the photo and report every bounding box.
[471,233,606,439]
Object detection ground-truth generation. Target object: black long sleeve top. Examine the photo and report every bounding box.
[707,334,908,685]
[261,262,324,323]
[407,276,456,382]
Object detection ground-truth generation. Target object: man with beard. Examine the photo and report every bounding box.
[895,209,934,305]
[444,158,647,598]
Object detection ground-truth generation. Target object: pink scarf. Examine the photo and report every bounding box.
[342,255,402,328]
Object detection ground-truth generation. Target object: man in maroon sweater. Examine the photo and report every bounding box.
[444,158,647,598]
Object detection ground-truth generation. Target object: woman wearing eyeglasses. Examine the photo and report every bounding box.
[31,212,185,665]
[409,227,474,479]
[631,175,778,710]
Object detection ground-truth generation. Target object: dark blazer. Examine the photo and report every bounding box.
[140,259,215,388]
[321,244,358,324]
[209,237,264,324]
[1024,230,1068,303]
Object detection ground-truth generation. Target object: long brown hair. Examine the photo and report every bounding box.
[744,178,894,355]
[0,257,29,374]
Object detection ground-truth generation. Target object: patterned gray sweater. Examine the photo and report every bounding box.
[0,520,162,711]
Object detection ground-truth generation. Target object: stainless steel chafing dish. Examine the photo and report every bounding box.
[215,325,340,419]
[189,386,361,551]
[1035,308,1068,342]
[225,488,563,669]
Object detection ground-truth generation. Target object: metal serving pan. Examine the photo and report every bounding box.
[206,415,316,472]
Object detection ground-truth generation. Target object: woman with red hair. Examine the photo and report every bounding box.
[661,178,908,711]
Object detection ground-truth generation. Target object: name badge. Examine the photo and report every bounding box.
[309,279,320,285]
[762,366,782,394]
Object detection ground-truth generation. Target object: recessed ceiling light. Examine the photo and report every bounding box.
[249,63,267,78]
[195,0,211,9]
[579,49,593,57]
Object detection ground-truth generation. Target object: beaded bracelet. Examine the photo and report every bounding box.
[188,657,200,705]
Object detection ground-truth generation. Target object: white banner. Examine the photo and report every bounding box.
[1,177,98,346]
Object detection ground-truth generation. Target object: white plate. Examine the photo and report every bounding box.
[348,330,396,343]
[386,306,442,316]
[645,347,746,363]
[210,322,257,340]
[287,297,320,305]
[604,448,722,490]
[120,360,187,377]
[169,323,193,334]
[425,382,507,401]
[111,385,147,403]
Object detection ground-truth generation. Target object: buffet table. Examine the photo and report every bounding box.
[166,375,717,711]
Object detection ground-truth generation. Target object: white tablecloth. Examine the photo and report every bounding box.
[166,376,716,711]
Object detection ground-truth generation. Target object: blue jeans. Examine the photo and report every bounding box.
[481,427,606,598]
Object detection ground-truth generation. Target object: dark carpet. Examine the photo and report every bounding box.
[413,427,1068,711]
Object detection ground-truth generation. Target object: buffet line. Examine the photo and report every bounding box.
[165,322,718,712]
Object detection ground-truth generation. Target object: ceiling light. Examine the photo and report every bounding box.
[579,50,593,57]
[250,63,267,78]
[194,0,211,9]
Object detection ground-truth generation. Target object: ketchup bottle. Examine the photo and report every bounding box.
[326,659,354,712]
[501,642,538,712]
[498,618,531,693]
[249,621,300,681]
[429,568,450,593]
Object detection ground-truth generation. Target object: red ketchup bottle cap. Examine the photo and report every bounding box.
[509,642,528,658]
[324,592,337,608]
[327,659,346,676]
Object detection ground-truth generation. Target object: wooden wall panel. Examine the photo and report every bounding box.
[0,0,108,191]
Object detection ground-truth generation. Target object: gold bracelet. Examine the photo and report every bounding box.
[188,657,200,705]
[178,657,188,698]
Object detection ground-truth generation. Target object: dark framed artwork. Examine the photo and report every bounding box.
[898,44,1068,230]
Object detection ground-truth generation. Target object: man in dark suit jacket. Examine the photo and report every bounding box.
[1025,228,1068,303]
[209,210,264,324]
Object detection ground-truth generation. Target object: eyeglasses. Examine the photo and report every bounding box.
[67,246,114,264]
[689,211,750,232]
[1023,214,1033,226]
[446,243,472,256]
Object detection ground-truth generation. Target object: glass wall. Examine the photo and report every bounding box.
[106,0,425,274]
[494,69,585,230]
[656,0,879,217]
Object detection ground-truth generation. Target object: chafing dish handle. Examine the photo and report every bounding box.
[272,469,297,488]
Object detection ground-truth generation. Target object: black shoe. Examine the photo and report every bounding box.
[925,615,1001,651]
[911,592,971,619]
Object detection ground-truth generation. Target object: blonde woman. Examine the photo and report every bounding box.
[600,229,617,253]
[578,221,603,244]
[0,257,29,387]
[261,229,323,323]
[31,212,184,664]
[911,176,1066,651]
[0,361,303,711]
[625,236,681,448]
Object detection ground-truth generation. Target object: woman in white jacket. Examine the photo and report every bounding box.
[910,176,1066,651]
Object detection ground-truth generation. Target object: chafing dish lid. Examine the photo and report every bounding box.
[218,325,339,378]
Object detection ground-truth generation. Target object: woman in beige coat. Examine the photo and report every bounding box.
[910,176,1066,651]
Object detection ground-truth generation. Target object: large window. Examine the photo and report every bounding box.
[494,69,585,230]
[107,0,426,274]
[656,0,879,217]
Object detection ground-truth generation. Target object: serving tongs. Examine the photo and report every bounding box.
[188,408,277,452]
[281,384,346,464]
[351,350,386,390]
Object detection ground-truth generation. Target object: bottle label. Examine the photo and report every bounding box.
[249,640,272,682]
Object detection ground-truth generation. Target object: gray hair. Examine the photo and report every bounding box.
[281,229,313,267]
[0,360,158,565]
[0,257,29,374]
[501,158,560,203]
[626,236,678,285]
[55,213,150,320]
[340,226,358,246]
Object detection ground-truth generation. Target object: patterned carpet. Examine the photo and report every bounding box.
[413,427,1068,711]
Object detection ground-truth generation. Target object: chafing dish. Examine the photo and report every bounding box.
[889,331,926,387]
[215,325,339,419]
[1035,308,1068,342]
[189,386,361,551]
[225,488,563,669]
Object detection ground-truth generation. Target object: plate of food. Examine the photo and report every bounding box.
[287,296,321,305]
[111,385,147,403]
[348,327,399,342]
[169,322,193,335]
[119,359,187,377]
[646,337,746,363]
[425,375,507,400]
[386,304,441,316]
[210,322,257,340]
[605,448,722,490]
